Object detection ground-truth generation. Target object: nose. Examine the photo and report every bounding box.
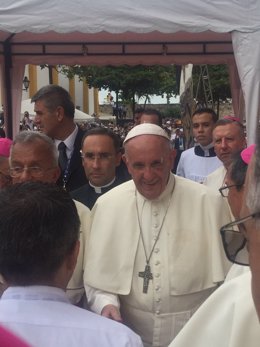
[92,158,102,169]
[142,165,154,180]
[220,138,228,148]
[18,169,34,182]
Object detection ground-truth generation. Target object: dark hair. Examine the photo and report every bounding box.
[31,84,75,119]
[213,118,245,137]
[192,108,218,123]
[229,151,248,190]
[0,182,80,285]
[135,107,145,115]
[140,108,163,126]
[82,127,121,153]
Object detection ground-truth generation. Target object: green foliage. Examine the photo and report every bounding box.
[61,65,178,108]
[162,105,181,119]
[193,64,231,103]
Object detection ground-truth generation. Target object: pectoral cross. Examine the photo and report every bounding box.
[138,264,153,293]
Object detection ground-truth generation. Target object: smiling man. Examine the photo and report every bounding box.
[84,123,231,347]
[176,108,222,183]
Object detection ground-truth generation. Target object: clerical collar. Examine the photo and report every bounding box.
[89,177,116,194]
[194,143,216,157]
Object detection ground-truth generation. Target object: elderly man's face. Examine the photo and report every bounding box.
[123,135,173,200]
[10,142,60,184]
[213,123,246,168]
[240,156,260,319]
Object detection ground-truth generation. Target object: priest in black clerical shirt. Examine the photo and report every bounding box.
[70,127,130,209]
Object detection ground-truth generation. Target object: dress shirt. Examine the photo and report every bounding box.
[0,286,143,347]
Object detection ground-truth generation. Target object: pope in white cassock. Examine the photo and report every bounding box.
[84,123,232,347]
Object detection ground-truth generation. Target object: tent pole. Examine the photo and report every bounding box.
[3,35,14,139]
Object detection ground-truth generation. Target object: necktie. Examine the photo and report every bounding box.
[58,142,68,173]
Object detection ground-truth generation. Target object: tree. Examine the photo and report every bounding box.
[61,65,178,117]
[193,64,231,111]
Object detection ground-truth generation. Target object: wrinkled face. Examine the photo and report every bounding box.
[34,100,61,138]
[10,142,60,184]
[192,113,215,146]
[124,135,173,200]
[240,157,260,320]
[213,124,246,167]
[82,135,121,187]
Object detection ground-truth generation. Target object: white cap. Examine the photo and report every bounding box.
[123,123,170,144]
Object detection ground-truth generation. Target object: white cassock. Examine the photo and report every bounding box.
[204,165,227,190]
[84,174,231,347]
[169,271,260,347]
[66,200,90,305]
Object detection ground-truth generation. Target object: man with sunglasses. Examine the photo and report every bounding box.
[169,144,260,347]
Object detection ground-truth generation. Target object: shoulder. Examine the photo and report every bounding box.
[95,180,135,204]
[73,199,90,216]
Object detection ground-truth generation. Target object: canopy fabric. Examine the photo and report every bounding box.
[0,0,260,34]
[0,0,259,142]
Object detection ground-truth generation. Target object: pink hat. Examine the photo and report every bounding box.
[0,138,13,157]
[223,115,242,124]
[241,144,255,164]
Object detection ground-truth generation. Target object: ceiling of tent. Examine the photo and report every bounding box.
[0,0,260,141]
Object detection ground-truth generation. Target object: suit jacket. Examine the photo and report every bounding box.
[56,127,87,192]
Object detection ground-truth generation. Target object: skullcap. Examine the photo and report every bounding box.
[241,144,255,164]
[124,123,169,144]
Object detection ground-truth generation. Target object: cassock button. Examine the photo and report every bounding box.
[156,298,161,303]
[155,285,160,291]
[154,248,159,253]
[155,273,160,278]
[153,223,158,228]
[155,260,160,265]
[156,310,160,315]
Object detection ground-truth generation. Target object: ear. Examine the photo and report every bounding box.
[53,167,61,183]
[67,240,80,273]
[56,106,65,122]
[115,151,122,167]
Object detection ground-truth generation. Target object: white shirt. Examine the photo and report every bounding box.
[176,147,222,183]
[54,124,78,160]
[0,286,143,347]
[169,271,260,347]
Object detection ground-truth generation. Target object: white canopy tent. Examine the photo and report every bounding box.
[0,0,260,143]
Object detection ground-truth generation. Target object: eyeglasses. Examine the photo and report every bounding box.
[9,166,54,178]
[220,213,260,265]
[219,184,243,198]
[81,151,113,161]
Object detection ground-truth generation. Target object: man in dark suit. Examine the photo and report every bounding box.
[71,127,126,209]
[32,84,87,191]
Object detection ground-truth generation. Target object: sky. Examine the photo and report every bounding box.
[99,89,180,105]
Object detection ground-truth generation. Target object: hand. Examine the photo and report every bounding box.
[101,304,122,322]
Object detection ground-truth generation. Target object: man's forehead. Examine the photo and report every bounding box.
[213,124,241,137]
[192,113,213,122]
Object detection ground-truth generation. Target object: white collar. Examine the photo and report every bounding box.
[54,124,78,152]
[89,177,116,194]
[2,285,70,303]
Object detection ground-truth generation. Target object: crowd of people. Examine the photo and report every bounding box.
[0,84,259,347]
